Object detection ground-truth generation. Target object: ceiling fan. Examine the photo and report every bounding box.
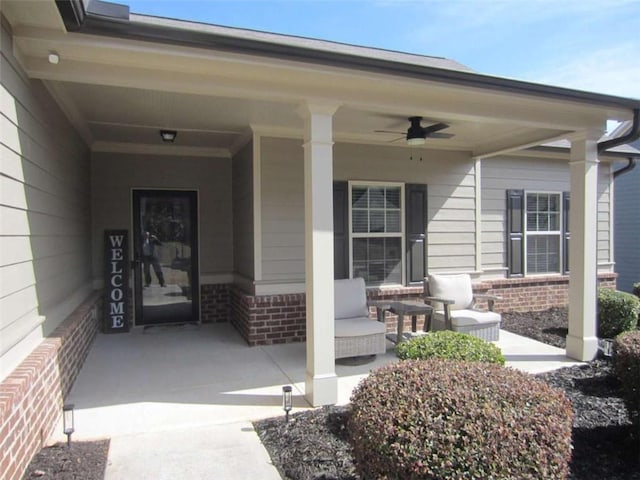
[375,116,453,145]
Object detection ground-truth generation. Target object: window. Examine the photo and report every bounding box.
[350,183,404,286]
[506,190,569,278]
[525,192,561,274]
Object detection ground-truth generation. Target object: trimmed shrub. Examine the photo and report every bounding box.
[395,330,505,365]
[348,359,573,480]
[614,330,640,424]
[597,288,640,338]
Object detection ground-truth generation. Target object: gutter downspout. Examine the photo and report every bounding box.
[598,108,640,179]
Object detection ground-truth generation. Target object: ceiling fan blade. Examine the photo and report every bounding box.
[388,136,405,143]
[429,132,455,139]
[374,130,404,134]
[422,122,449,134]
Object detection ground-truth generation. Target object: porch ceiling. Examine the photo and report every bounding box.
[42,80,568,158]
[3,0,638,158]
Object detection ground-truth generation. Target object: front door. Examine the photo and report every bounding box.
[132,190,199,326]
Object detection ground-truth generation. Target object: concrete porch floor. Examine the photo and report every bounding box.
[48,323,582,479]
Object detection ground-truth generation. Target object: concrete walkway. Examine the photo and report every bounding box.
[49,323,581,479]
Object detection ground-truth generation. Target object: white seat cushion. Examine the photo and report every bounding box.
[334,278,369,320]
[335,317,387,337]
[428,273,473,310]
[433,309,501,327]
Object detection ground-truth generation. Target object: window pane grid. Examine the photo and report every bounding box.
[351,184,403,286]
[527,235,560,273]
[351,186,401,235]
[526,193,560,233]
[352,237,402,286]
[525,192,561,274]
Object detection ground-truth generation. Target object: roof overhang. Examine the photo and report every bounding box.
[2,0,639,157]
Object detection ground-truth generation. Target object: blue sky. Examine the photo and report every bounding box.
[125,0,640,100]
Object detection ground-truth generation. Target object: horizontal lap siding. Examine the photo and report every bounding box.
[91,152,233,281]
[1,21,91,377]
[481,156,612,273]
[596,166,612,263]
[232,143,255,280]
[260,138,305,281]
[336,143,477,275]
[259,138,477,282]
[613,163,640,292]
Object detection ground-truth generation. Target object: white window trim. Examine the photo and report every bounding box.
[348,181,406,286]
[524,190,563,276]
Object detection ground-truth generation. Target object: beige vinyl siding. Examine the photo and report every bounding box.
[1,21,92,379]
[259,137,476,282]
[481,156,612,274]
[232,142,254,279]
[260,137,305,281]
[91,152,233,282]
[596,164,612,264]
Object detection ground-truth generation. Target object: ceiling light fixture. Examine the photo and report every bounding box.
[160,130,177,143]
[406,137,426,146]
[48,52,60,64]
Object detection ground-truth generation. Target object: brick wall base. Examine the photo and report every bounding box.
[230,288,306,345]
[480,273,617,312]
[201,284,231,323]
[0,292,102,480]
[229,274,617,345]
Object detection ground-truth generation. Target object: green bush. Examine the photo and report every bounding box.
[395,330,505,365]
[597,288,640,338]
[614,330,640,424]
[348,359,573,480]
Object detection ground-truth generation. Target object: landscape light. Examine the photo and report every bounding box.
[62,404,75,448]
[282,386,292,422]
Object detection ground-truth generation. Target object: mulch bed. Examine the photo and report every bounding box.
[255,307,640,480]
[21,440,109,480]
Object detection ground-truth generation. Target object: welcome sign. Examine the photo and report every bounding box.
[104,230,130,333]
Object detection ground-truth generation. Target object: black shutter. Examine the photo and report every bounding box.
[406,184,427,285]
[562,191,570,274]
[506,189,525,278]
[333,182,349,279]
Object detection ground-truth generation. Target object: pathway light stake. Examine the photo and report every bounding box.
[62,404,75,448]
[601,338,614,358]
[282,386,292,422]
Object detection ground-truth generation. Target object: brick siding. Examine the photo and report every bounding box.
[229,274,617,345]
[0,292,102,480]
[231,289,306,345]
[201,284,231,323]
[483,273,617,312]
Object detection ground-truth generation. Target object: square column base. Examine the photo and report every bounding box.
[305,372,338,407]
[565,334,599,361]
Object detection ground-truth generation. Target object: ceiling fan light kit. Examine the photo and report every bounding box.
[375,116,452,145]
[407,136,426,146]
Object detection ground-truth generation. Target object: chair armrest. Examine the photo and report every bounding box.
[423,296,455,305]
[473,294,502,312]
[367,300,392,322]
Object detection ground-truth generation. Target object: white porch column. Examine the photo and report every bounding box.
[566,129,602,361]
[301,102,339,406]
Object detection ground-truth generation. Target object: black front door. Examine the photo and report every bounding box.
[132,190,199,326]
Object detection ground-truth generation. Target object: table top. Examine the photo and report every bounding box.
[389,300,432,314]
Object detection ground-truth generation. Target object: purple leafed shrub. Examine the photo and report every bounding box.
[614,330,640,424]
[348,359,574,480]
